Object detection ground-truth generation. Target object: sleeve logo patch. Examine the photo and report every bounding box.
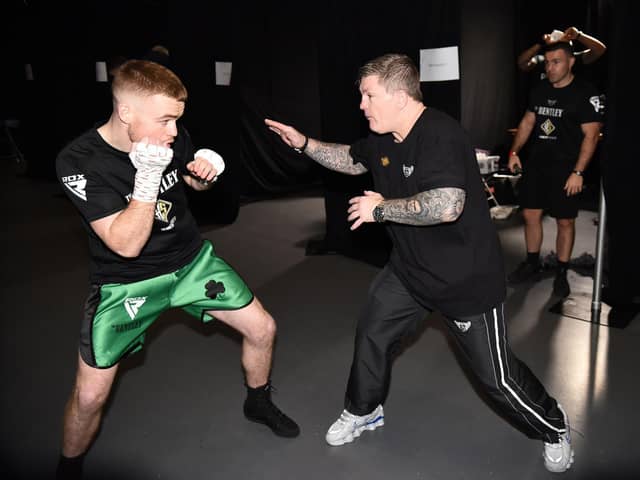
[61,174,87,201]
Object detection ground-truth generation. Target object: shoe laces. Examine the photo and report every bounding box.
[543,431,569,456]
[258,390,289,420]
[333,410,355,426]
[337,409,367,427]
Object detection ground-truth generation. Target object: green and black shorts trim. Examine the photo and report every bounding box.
[80,240,253,368]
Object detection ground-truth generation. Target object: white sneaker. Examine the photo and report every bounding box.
[543,404,575,473]
[325,404,384,446]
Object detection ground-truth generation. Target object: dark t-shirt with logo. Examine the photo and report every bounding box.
[527,77,604,166]
[350,108,505,317]
[56,125,202,284]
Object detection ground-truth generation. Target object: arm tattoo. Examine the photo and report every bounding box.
[382,187,466,226]
[306,142,368,175]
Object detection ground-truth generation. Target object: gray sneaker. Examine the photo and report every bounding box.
[543,404,574,473]
[325,405,384,446]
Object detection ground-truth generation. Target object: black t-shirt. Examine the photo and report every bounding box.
[350,108,505,317]
[527,76,604,166]
[56,125,202,284]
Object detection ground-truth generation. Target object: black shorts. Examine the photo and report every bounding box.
[517,160,580,219]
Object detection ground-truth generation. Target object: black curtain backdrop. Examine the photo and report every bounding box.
[4,0,169,179]
[460,0,517,157]
[600,0,638,312]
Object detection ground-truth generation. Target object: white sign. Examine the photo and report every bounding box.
[215,61,232,86]
[96,61,108,82]
[419,46,459,82]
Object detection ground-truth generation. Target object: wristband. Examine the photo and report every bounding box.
[195,148,225,176]
[573,170,583,176]
[293,136,308,154]
[510,151,518,157]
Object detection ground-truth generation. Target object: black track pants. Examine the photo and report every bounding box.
[344,265,567,443]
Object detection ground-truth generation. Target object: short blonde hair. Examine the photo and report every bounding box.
[358,53,422,102]
[111,59,187,102]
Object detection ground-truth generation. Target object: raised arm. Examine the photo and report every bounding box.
[90,201,156,258]
[563,27,607,64]
[517,42,544,72]
[91,140,173,258]
[265,118,367,175]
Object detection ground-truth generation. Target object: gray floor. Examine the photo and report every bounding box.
[2,172,639,480]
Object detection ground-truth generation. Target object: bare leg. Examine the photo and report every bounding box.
[62,354,118,457]
[522,208,544,254]
[210,297,275,387]
[556,218,575,263]
[208,297,299,437]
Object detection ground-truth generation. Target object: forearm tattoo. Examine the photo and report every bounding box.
[306,142,368,175]
[382,187,465,225]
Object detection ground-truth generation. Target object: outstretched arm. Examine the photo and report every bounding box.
[347,188,466,230]
[265,118,368,175]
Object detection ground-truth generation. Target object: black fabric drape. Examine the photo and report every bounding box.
[232,4,323,198]
[600,0,639,311]
[460,0,517,157]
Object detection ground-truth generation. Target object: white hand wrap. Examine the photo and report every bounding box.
[129,143,174,203]
[195,148,225,177]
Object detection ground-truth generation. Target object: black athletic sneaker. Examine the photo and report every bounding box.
[553,271,571,298]
[244,385,300,437]
[508,261,542,284]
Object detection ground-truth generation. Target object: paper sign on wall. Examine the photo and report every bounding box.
[96,61,108,82]
[215,62,232,86]
[419,46,459,82]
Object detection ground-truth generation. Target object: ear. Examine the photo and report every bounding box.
[117,102,133,125]
[395,89,409,108]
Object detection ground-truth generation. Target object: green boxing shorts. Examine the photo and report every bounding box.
[79,240,254,368]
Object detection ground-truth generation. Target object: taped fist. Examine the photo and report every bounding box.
[190,148,225,185]
[129,141,174,170]
[129,140,174,203]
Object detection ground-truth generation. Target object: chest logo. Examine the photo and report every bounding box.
[380,156,390,167]
[155,200,172,223]
[541,119,555,136]
[590,95,604,113]
[402,164,414,178]
[155,200,177,231]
